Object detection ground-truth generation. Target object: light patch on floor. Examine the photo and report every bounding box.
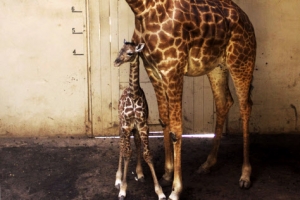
[95,133,215,139]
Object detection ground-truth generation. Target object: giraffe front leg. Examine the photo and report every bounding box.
[142,63,177,191]
[119,154,131,200]
[154,93,174,187]
[168,131,182,200]
[166,76,184,200]
[159,125,174,187]
[132,129,145,182]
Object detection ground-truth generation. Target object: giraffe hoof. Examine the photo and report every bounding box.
[159,177,172,187]
[196,166,210,174]
[239,179,251,189]
[137,176,145,182]
[119,196,125,200]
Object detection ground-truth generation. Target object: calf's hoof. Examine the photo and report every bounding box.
[196,165,210,174]
[119,196,125,200]
[239,179,251,189]
[137,176,145,182]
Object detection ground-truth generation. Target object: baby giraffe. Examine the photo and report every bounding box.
[114,40,166,200]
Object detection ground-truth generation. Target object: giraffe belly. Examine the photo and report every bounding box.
[185,53,224,77]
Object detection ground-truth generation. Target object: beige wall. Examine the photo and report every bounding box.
[0,0,88,137]
[0,0,299,137]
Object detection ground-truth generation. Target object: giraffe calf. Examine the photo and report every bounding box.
[114,40,166,200]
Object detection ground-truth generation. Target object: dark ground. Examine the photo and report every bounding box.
[1,134,300,200]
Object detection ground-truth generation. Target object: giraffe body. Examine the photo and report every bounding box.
[114,41,166,200]
[124,0,256,199]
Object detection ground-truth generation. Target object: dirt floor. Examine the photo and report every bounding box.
[1,134,300,200]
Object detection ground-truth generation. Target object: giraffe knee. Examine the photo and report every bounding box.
[227,98,234,108]
[216,98,234,115]
[170,132,178,143]
[122,148,132,159]
[143,151,153,163]
[159,119,166,128]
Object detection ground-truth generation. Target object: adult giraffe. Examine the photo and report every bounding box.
[125,0,256,199]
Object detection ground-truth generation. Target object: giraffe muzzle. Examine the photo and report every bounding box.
[114,60,122,67]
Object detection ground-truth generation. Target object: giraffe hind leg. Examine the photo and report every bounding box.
[231,75,253,188]
[139,125,166,200]
[231,73,253,189]
[198,66,233,174]
[228,47,255,188]
[116,127,132,199]
[115,127,125,189]
[115,153,123,190]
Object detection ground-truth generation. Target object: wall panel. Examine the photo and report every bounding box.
[0,0,88,137]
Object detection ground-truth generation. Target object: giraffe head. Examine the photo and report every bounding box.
[114,39,145,67]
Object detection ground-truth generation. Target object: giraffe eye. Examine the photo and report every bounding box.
[127,52,134,56]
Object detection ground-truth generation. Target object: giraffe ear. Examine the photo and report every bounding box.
[135,43,145,52]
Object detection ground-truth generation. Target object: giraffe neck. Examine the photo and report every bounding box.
[129,55,140,99]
